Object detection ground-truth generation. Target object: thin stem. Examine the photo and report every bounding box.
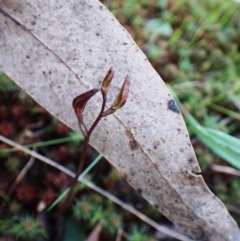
[0,148,36,215]
[65,93,107,204]
[208,102,240,120]
[47,154,102,211]
[63,137,88,205]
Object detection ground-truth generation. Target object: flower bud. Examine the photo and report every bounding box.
[102,75,130,117]
[101,67,114,97]
[72,88,100,124]
[111,75,130,110]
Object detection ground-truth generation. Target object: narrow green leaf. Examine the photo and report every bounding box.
[204,128,240,155]
[0,133,83,154]
[169,86,240,170]
[47,154,102,211]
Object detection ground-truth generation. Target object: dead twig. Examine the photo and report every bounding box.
[115,228,127,241]
[8,148,36,195]
[211,164,240,177]
[0,146,36,215]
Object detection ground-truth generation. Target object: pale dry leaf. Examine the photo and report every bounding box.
[85,221,103,241]
[0,0,239,240]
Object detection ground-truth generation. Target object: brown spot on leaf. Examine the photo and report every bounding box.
[153,140,160,150]
[188,158,194,163]
[161,138,166,143]
[130,139,138,150]
[126,129,139,150]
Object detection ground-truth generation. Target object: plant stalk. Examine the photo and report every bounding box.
[64,95,107,205]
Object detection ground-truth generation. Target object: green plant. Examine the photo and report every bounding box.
[4,157,20,172]
[0,218,12,233]
[170,87,240,170]
[73,197,95,221]
[89,206,106,226]
[128,226,156,241]
[9,201,22,214]
[73,195,122,235]
[8,215,47,240]
[104,212,122,234]
[0,72,18,91]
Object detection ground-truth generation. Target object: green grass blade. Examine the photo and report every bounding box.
[169,86,240,170]
[193,126,240,170]
[204,128,240,155]
[0,133,83,154]
[183,105,240,170]
[47,154,102,211]
[47,188,70,211]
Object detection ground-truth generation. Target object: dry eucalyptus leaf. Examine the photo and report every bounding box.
[0,1,239,240]
[85,221,103,241]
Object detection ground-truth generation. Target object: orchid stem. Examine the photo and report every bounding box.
[65,94,106,205]
[64,68,129,207]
